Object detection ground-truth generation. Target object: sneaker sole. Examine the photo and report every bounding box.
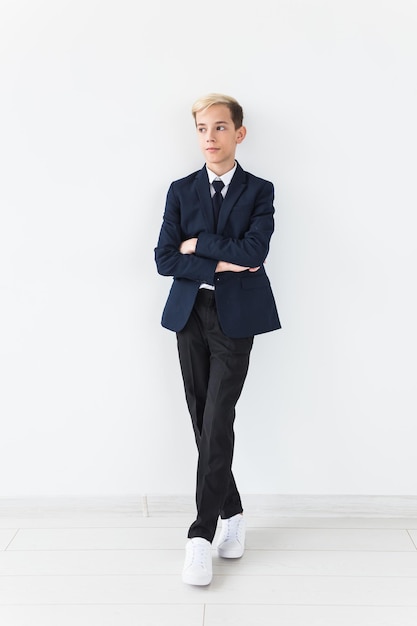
[217,546,244,558]
[182,572,212,586]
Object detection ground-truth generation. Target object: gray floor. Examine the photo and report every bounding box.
[1,498,417,625]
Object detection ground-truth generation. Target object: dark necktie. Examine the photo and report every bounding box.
[212,179,225,226]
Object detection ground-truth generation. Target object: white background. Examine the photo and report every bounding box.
[1,0,416,498]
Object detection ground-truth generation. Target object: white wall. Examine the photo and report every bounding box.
[1,0,416,498]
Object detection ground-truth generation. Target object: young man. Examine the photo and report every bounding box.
[155,93,280,585]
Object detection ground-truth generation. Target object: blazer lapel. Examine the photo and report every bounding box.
[194,167,215,232]
[216,163,247,233]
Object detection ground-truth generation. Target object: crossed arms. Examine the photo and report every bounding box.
[179,237,260,273]
[155,179,275,283]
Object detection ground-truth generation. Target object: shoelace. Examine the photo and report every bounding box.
[190,542,210,568]
[222,517,243,542]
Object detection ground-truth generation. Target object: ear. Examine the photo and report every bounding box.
[235,125,247,144]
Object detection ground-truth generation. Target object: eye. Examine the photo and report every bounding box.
[217,125,226,131]
[198,127,207,133]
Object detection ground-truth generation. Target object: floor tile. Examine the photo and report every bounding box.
[244,527,415,551]
[2,548,417,578]
[2,499,417,623]
[0,604,203,626]
[214,549,417,577]
[10,526,413,553]
[244,516,417,529]
[6,527,186,551]
[0,549,183,576]
[0,530,18,551]
[406,530,417,548]
[1,574,417,606]
[204,605,417,626]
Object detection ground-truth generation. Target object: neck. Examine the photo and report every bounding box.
[206,160,236,177]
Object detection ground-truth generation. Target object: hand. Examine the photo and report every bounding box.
[215,261,261,273]
[179,238,197,254]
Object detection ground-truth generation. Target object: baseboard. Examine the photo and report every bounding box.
[1,494,417,518]
[145,494,417,518]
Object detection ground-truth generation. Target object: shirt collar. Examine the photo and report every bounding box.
[206,162,237,187]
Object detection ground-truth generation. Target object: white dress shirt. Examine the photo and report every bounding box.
[200,162,237,290]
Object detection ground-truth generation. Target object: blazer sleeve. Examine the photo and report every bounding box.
[154,183,218,282]
[195,180,275,268]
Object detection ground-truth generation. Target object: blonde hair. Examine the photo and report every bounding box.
[191,93,244,129]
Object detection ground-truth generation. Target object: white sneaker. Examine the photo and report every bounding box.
[182,538,212,586]
[217,513,245,558]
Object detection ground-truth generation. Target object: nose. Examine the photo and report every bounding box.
[206,128,216,142]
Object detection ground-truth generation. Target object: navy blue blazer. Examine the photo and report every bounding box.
[155,163,281,338]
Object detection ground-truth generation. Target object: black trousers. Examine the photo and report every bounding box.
[176,289,254,543]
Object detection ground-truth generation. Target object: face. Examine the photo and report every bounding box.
[195,104,246,175]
